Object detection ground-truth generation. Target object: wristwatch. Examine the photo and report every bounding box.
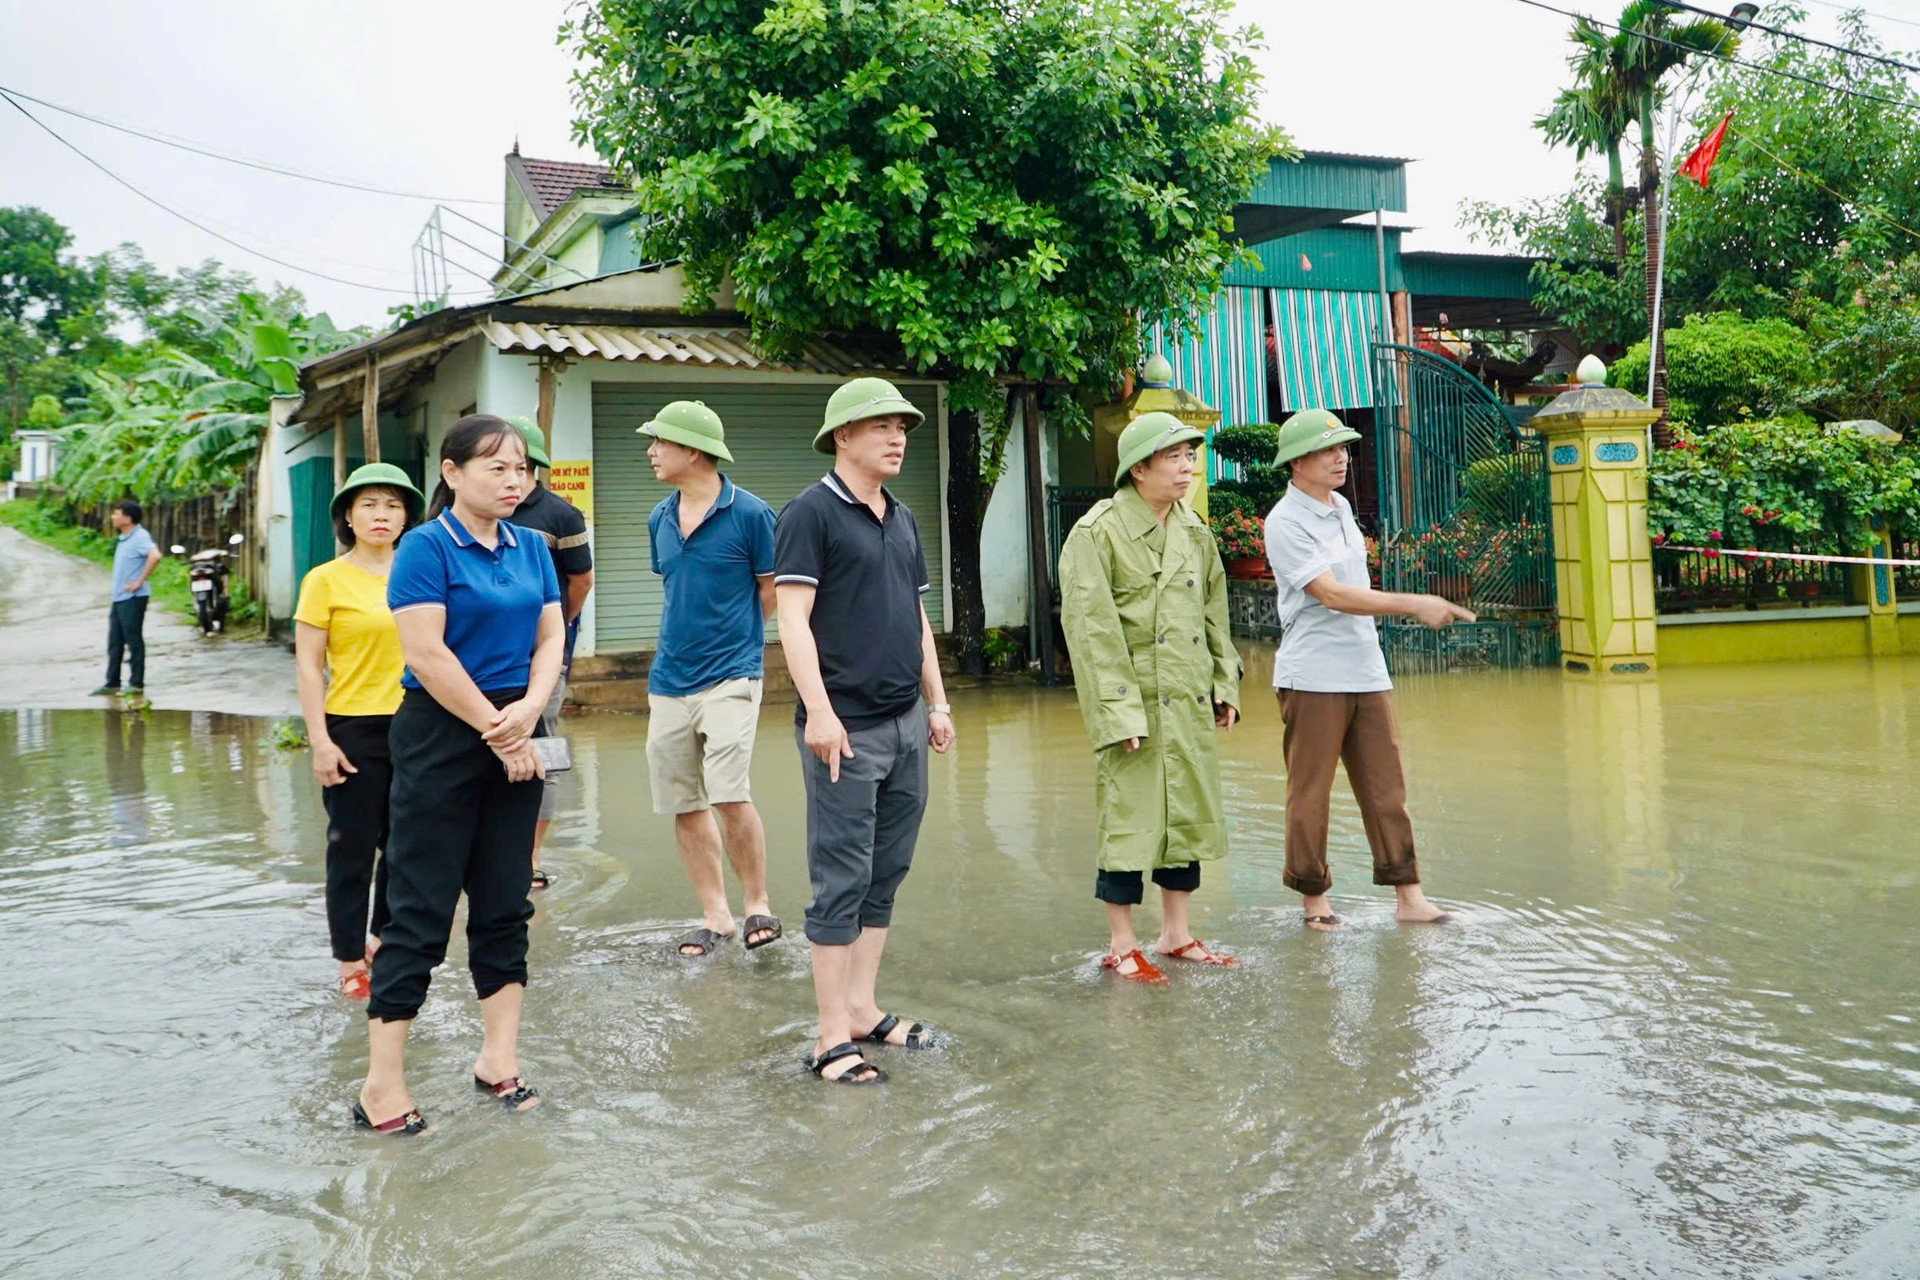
[929,703,952,714]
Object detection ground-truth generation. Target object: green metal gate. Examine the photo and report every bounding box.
[1369,342,1556,673]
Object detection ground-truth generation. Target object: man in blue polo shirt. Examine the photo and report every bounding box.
[642,401,782,958]
[92,499,161,699]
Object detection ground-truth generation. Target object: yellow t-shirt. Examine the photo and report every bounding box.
[294,557,404,716]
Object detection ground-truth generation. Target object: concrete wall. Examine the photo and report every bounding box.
[1656,606,1886,665]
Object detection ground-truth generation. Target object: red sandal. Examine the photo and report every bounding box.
[1101,949,1168,984]
[338,968,371,1000]
[1157,939,1239,967]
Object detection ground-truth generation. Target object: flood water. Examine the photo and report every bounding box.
[4,652,1919,1278]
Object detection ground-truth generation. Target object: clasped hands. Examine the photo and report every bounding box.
[483,697,547,783]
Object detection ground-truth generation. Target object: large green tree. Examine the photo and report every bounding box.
[566,0,1287,669]
[0,206,106,430]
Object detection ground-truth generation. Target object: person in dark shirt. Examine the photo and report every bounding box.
[507,418,593,887]
[774,377,955,1086]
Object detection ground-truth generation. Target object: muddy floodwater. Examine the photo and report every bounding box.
[4,651,1919,1278]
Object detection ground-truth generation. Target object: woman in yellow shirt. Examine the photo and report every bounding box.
[294,463,424,999]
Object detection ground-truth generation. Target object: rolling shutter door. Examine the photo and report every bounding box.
[591,380,944,654]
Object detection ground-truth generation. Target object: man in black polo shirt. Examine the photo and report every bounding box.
[508,418,594,886]
[774,376,955,1086]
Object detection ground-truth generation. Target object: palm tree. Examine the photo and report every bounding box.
[1538,2,1734,446]
[1614,0,1734,445]
[1537,18,1639,261]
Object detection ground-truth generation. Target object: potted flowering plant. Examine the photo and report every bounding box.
[1208,508,1270,579]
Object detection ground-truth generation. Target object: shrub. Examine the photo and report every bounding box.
[1210,422,1279,469]
[1648,418,1920,553]
[1208,508,1266,561]
[1610,311,1812,428]
[1206,489,1256,521]
[1462,454,1549,525]
[1211,468,1285,514]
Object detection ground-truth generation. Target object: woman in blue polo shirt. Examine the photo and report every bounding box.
[353,414,563,1136]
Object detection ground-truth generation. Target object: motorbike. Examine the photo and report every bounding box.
[169,533,246,635]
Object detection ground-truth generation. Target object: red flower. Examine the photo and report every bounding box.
[1653,532,1667,546]
[1707,530,1723,541]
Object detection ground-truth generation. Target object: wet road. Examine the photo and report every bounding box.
[0,525,298,716]
[3,652,1918,1277]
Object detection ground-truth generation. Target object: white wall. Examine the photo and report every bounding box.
[977,400,1057,631]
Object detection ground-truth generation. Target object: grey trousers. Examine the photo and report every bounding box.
[536,672,567,822]
[797,699,928,945]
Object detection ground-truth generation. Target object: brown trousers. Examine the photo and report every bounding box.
[1277,690,1420,897]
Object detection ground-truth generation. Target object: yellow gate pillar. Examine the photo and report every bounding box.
[1532,356,1661,677]
[1091,352,1219,515]
[1855,518,1903,656]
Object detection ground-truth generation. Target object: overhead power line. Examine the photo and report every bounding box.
[1653,0,1920,73]
[0,83,497,206]
[1513,0,1920,112]
[1799,0,1920,33]
[1,88,417,295]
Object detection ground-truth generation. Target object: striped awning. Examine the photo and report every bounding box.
[1268,288,1384,412]
[1148,287,1269,481]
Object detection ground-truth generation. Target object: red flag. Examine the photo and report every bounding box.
[1678,111,1734,188]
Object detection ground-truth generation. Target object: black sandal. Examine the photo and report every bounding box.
[474,1075,540,1110]
[742,914,783,949]
[352,1100,428,1135]
[858,1013,933,1050]
[676,927,731,957]
[807,1042,886,1085]
[1304,914,1343,930]
[529,869,553,892]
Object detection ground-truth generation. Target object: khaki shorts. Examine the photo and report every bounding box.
[646,677,763,814]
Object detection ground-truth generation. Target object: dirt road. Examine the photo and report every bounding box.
[0,526,299,716]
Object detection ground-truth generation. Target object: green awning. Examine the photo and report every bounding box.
[1148,287,1269,481]
[1269,288,1384,412]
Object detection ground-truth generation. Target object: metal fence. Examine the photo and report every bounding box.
[1653,545,1850,613]
[1897,534,1920,601]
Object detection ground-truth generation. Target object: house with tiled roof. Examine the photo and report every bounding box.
[496,146,644,295]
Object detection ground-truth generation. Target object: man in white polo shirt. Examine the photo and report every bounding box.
[1263,409,1474,930]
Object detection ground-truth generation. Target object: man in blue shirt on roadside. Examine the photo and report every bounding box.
[92,499,161,699]
[640,401,783,958]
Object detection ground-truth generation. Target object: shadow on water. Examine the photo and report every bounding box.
[3,655,1919,1278]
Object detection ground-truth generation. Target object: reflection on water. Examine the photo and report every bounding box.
[4,656,1918,1278]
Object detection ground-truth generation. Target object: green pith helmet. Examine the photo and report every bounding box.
[1114,411,1207,487]
[813,377,924,454]
[507,415,551,469]
[639,399,734,463]
[1272,408,1362,467]
[330,462,425,523]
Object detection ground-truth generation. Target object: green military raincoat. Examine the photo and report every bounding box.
[1058,484,1242,873]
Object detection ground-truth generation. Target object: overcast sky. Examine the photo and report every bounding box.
[3,0,1909,330]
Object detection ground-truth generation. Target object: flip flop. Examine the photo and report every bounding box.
[1304,914,1343,931]
[351,1101,428,1135]
[1101,948,1168,984]
[742,914,783,950]
[1156,938,1240,967]
[676,927,732,957]
[474,1075,541,1111]
[858,1013,933,1050]
[807,1042,886,1085]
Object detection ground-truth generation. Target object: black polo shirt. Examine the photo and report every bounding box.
[508,482,593,582]
[774,471,930,729]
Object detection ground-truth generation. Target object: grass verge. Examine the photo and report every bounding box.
[0,498,255,628]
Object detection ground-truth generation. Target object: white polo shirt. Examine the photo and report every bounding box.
[1263,484,1392,693]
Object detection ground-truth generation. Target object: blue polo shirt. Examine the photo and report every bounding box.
[388,510,560,693]
[110,526,157,602]
[647,476,777,697]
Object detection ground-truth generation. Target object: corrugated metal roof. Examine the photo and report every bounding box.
[479,320,892,376]
[1246,153,1408,214]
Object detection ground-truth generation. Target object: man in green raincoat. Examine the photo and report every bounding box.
[1059,411,1243,983]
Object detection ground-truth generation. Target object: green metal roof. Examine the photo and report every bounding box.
[1246,151,1408,214]
[1224,225,1406,293]
[1400,251,1538,300]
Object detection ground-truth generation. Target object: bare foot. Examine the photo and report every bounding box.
[1301,894,1343,932]
[1394,885,1453,923]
